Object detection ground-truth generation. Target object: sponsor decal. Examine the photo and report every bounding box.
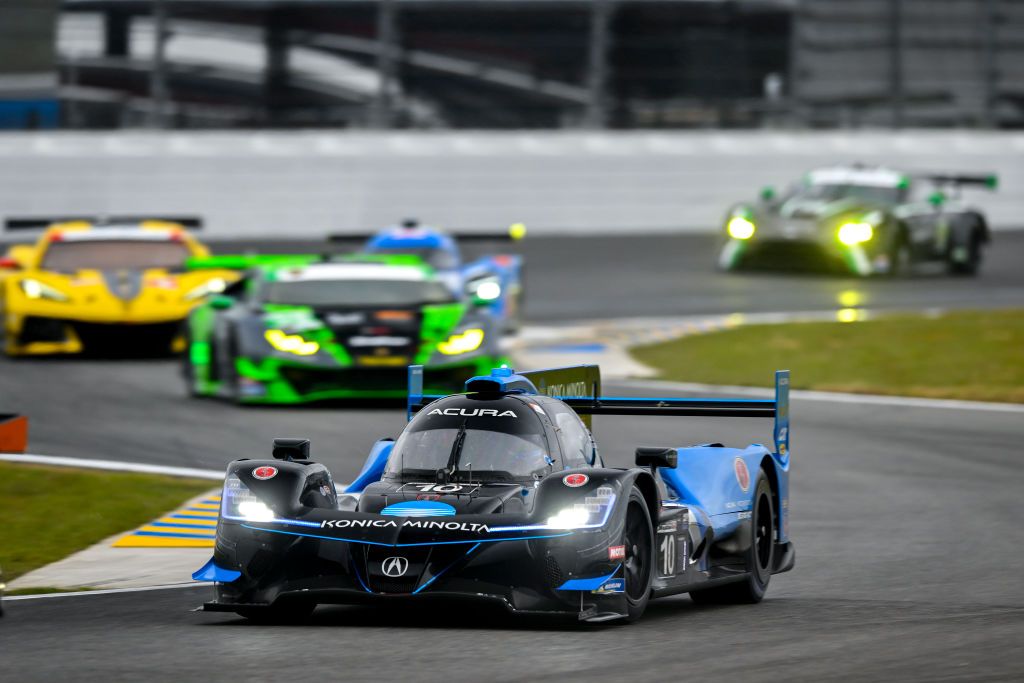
[349,336,409,347]
[427,408,517,418]
[319,484,332,497]
[737,511,752,521]
[657,520,678,534]
[563,473,589,488]
[734,457,751,492]
[592,578,625,595]
[145,276,177,289]
[416,494,442,501]
[252,466,278,480]
[381,556,409,578]
[324,312,364,326]
[608,544,626,561]
[320,519,492,533]
[541,381,588,399]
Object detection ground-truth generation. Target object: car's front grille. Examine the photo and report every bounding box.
[544,555,564,588]
[19,317,68,344]
[358,544,472,595]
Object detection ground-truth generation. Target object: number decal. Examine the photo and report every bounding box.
[415,483,463,493]
[659,533,676,577]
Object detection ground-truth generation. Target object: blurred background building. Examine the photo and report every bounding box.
[2,0,1022,129]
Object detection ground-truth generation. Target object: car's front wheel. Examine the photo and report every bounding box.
[622,488,655,622]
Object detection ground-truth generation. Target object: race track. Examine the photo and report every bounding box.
[1,234,1023,681]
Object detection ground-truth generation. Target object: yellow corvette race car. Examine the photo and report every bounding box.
[0,217,237,356]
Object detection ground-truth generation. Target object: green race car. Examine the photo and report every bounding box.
[183,255,507,403]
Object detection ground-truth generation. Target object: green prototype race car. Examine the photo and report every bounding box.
[183,254,508,404]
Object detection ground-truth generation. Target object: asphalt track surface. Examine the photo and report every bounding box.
[2,235,1023,681]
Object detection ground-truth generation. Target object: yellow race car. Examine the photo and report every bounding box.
[0,218,237,356]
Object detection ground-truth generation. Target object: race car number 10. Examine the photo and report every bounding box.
[659,533,677,577]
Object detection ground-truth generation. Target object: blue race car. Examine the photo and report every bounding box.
[195,363,794,624]
[333,220,525,331]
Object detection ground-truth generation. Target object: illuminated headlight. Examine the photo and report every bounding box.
[221,473,275,522]
[727,216,756,240]
[437,328,484,355]
[20,278,69,302]
[545,486,616,530]
[837,222,874,245]
[474,279,502,301]
[265,329,319,356]
[184,277,227,301]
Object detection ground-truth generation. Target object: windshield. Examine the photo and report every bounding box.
[385,399,552,482]
[263,279,455,307]
[370,247,457,270]
[789,183,902,205]
[41,240,191,272]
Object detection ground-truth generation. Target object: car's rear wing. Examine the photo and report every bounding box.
[328,222,526,244]
[4,216,203,230]
[184,253,426,271]
[916,173,998,190]
[406,364,790,457]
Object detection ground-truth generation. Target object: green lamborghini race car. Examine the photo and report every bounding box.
[183,255,507,403]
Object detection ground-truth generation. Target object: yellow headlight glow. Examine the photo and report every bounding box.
[437,328,484,355]
[265,329,319,356]
[21,278,69,302]
[837,222,874,245]
[727,216,756,240]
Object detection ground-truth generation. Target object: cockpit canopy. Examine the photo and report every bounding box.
[384,394,556,483]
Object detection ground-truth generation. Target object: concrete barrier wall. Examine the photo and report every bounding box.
[1,131,1021,237]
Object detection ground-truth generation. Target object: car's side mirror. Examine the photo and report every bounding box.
[760,186,776,202]
[928,190,946,207]
[635,447,678,470]
[273,438,310,461]
[209,295,234,310]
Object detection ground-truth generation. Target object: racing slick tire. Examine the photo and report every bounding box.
[947,229,983,277]
[622,488,655,622]
[888,228,913,278]
[689,472,775,605]
[235,600,316,623]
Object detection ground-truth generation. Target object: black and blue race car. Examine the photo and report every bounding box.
[194,364,794,623]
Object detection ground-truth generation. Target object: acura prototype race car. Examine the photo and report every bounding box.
[183,256,508,403]
[0,217,236,355]
[331,219,525,332]
[719,165,997,276]
[193,364,794,623]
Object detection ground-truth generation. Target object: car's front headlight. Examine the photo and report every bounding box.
[265,329,320,356]
[837,222,874,245]
[546,486,617,530]
[184,277,228,301]
[20,278,69,302]
[437,328,484,355]
[468,276,502,302]
[221,473,275,522]
[727,216,756,240]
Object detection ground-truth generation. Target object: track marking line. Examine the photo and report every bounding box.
[114,494,221,548]
[0,454,223,479]
[5,583,202,601]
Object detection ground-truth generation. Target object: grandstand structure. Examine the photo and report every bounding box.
[3,0,1023,129]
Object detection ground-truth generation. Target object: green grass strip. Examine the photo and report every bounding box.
[632,309,1024,403]
[0,463,215,581]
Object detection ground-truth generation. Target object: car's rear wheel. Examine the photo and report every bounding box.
[622,488,654,622]
[689,472,775,605]
[948,230,982,276]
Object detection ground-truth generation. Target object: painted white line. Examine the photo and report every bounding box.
[0,454,224,479]
[5,583,201,601]
[611,379,1024,414]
